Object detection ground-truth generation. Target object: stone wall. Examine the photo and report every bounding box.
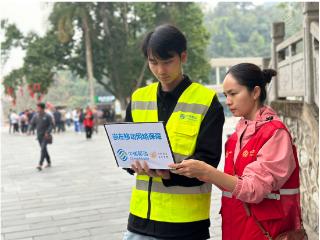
[271,100,319,240]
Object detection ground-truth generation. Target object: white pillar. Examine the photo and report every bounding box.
[216,67,220,85]
[303,2,319,104]
[269,22,285,102]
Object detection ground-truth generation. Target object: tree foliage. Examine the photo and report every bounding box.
[47,2,210,108]
[204,2,303,58]
[2,25,71,103]
[3,2,303,109]
[1,20,24,65]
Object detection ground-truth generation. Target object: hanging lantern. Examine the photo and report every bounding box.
[33,83,41,92]
[37,93,43,102]
[19,86,24,96]
[7,87,13,96]
[28,84,34,98]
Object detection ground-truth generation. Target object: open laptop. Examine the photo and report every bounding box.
[104,122,175,169]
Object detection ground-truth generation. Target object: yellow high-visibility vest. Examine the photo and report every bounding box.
[130,82,216,223]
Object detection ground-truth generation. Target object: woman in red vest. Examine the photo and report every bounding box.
[169,63,304,239]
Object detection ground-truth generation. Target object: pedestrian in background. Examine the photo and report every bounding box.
[8,109,13,134]
[10,110,19,133]
[170,63,304,240]
[72,108,80,133]
[28,102,54,171]
[83,106,94,139]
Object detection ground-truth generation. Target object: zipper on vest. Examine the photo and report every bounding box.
[147,177,152,219]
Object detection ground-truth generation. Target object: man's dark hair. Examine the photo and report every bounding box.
[141,24,187,60]
[37,102,46,109]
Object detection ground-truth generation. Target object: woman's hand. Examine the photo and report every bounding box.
[169,159,211,182]
[170,160,238,191]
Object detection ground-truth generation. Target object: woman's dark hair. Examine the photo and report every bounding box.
[226,63,277,103]
[141,24,187,60]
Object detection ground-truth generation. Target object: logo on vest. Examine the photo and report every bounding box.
[179,113,198,122]
[117,149,128,161]
[225,151,233,158]
[249,150,255,156]
[242,150,249,157]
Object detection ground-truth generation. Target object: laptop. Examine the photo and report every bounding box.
[104,122,175,169]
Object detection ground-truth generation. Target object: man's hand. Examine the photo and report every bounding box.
[131,161,170,179]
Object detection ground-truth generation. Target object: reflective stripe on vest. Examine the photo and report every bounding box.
[136,179,212,194]
[132,101,209,115]
[130,82,216,222]
[132,101,157,110]
[222,188,300,200]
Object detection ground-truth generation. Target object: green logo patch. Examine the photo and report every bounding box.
[179,113,198,122]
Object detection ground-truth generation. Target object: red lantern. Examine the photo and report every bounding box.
[33,83,41,92]
[7,87,13,96]
[19,86,24,96]
[37,93,43,102]
[28,85,34,98]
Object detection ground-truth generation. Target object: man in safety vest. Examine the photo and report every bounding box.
[123,24,225,240]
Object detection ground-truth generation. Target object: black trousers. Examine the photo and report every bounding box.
[85,126,93,139]
[38,137,51,166]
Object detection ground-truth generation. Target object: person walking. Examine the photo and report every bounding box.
[123,24,225,240]
[83,106,94,139]
[10,110,20,133]
[8,109,13,134]
[72,108,80,133]
[28,102,54,171]
[170,63,305,240]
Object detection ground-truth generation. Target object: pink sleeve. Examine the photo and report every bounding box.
[232,129,296,203]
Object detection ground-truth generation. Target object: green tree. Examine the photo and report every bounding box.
[1,20,24,65]
[3,3,211,109]
[204,2,303,58]
[48,2,210,109]
[2,28,71,103]
[49,2,96,105]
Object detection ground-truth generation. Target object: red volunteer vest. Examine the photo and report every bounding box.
[221,120,301,240]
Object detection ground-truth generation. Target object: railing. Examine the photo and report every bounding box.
[276,30,304,98]
[310,21,319,106]
[268,2,319,107]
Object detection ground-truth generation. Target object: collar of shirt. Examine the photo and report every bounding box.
[156,75,192,123]
[157,75,192,101]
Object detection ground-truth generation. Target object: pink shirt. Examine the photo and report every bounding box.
[231,106,296,203]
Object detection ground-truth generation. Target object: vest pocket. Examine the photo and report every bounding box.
[174,124,197,136]
[250,198,284,221]
[173,124,197,156]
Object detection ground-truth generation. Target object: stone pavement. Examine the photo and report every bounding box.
[1,118,237,240]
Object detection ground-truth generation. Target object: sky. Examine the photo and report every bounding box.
[1,1,52,76]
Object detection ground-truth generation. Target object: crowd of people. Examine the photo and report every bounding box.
[7,105,117,137]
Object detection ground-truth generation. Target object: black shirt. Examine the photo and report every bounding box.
[29,112,53,138]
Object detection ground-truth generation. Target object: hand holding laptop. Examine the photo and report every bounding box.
[131,160,171,179]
